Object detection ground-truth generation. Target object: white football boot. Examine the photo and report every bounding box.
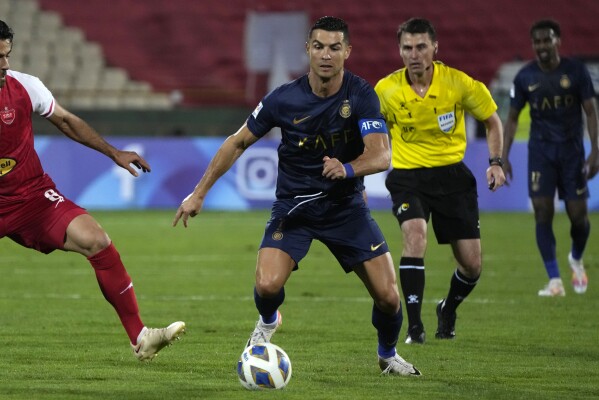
[246,310,282,347]
[132,321,186,361]
[379,353,422,376]
[568,253,588,294]
[537,278,565,297]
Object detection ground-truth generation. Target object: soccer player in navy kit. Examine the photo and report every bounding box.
[0,20,185,361]
[173,16,420,376]
[503,19,599,297]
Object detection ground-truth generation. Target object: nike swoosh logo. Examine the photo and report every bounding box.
[371,242,385,251]
[119,282,134,295]
[293,116,311,124]
[528,83,541,92]
[576,187,587,195]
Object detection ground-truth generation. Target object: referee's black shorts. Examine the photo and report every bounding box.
[385,162,480,244]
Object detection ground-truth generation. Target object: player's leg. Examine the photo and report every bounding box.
[532,196,565,296]
[64,214,145,343]
[435,238,481,339]
[565,199,590,294]
[560,141,590,294]
[398,218,427,343]
[64,214,185,360]
[247,212,305,347]
[386,169,429,344]
[354,253,421,376]
[246,248,295,346]
[529,142,564,296]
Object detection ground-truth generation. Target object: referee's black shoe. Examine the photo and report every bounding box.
[435,299,456,339]
[405,324,426,344]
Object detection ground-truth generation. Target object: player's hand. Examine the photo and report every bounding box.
[486,165,506,192]
[113,150,151,176]
[584,149,599,179]
[502,159,513,187]
[173,193,204,228]
[322,156,347,180]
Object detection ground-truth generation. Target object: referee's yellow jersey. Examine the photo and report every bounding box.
[375,61,497,169]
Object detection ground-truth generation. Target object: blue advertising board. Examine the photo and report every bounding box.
[35,137,599,211]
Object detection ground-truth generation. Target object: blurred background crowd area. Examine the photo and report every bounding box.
[2,0,598,137]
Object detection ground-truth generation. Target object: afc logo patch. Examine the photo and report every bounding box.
[1,107,16,125]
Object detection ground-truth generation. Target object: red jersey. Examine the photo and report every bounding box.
[0,70,56,210]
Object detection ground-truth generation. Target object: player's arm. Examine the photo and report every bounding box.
[322,132,390,180]
[482,111,506,191]
[47,103,150,176]
[501,106,521,183]
[582,97,599,179]
[173,122,259,227]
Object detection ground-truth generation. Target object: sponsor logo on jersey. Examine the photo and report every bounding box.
[396,202,409,215]
[1,107,15,125]
[0,157,16,176]
[560,75,571,89]
[251,102,263,119]
[359,119,386,134]
[437,111,455,133]
[528,82,541,92]
[339,100,351,118]
[293,115,311,124]
[370,241,385,251]
[272,231,283,241]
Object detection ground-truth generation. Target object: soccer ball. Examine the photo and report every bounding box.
[237,342,292,390]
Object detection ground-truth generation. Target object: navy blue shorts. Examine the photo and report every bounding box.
[528,139,589,200]
[385,162,480,244]
[260,192,389,273]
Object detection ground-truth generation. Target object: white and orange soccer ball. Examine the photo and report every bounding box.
[237,342,292,390]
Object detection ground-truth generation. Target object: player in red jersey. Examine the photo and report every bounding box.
[0,20,184,361]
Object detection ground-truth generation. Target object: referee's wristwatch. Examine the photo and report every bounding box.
[488,156,504,167]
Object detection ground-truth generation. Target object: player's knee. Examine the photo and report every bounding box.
[460,260,481,279]
[375,288,401,314]
[84,230,111,256]
[255,279,283,298]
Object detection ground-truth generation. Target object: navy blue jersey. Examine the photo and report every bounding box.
[510,57,596,143]
[247,71,387,199]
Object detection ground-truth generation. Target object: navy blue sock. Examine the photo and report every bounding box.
[570,219,590,260]
[372,303,402,358]
[536,222,559,277]
[254,286,285,324]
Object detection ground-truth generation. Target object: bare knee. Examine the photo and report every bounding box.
[375,287,401,314]
[64,214,111,257]
[458,257,482,279]
[255,278,283,298]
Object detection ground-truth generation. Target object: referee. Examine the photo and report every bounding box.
[375,18,505,344]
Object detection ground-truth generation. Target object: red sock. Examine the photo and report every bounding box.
[88,243,144,343]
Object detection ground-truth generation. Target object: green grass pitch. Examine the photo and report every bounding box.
[1,210,597,399]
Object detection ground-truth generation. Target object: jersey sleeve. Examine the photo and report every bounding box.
[8,70,55,117]
[577,62,596,101]
[356,81,388,136]
[461,75,497,121]
[246,89,278,138]
[509,71,528,111]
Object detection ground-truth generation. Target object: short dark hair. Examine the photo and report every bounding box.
[0,20,14,42]
[397,18,437,43]
[530,19,561,38]
[309,16,350,44]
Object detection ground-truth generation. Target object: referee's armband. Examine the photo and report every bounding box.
[358,118,388,136]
